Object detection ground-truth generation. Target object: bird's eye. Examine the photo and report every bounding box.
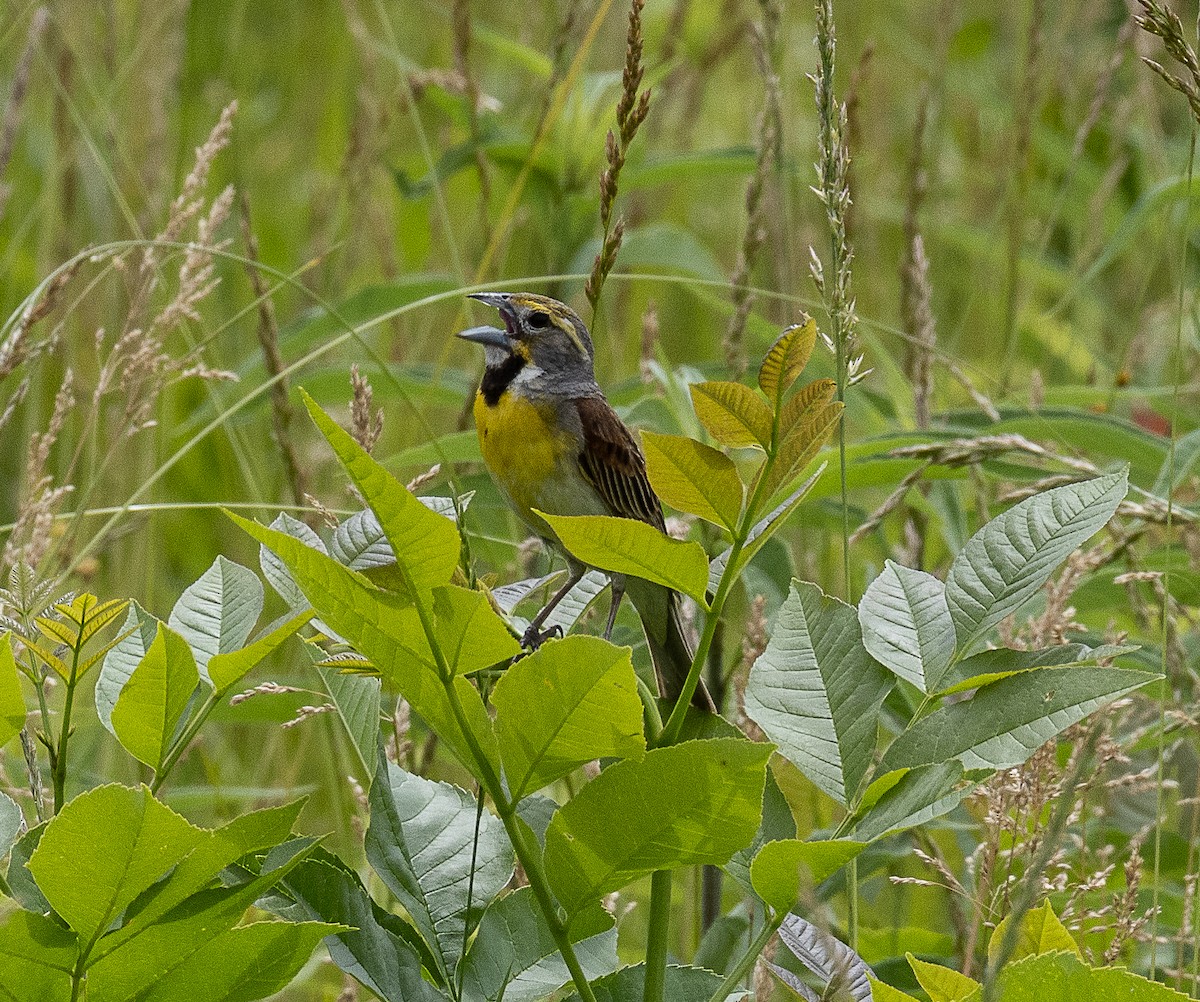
[528,311,551,330]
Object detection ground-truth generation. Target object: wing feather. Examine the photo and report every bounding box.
[575,397,666,532]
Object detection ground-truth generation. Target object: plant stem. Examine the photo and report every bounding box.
[152,689,220,794]
[644,869,673,1002]
[706,912,782,1002]
[52,648,81,814]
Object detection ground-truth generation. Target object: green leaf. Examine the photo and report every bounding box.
[27,784,205,946]
[690,381,773,450]
[460,888,618,1002]
[168,556,263,681]
[759,320,818,409]
[85,835,322,997]
[429,584,521,676]
[745,581,894,807]
[0,909,77,1001]
[724,765,796,896]
[934,643,1136,697]
[9,634,67,680]
[302,390,460,599]
[311,650,381,780]
[880,667,1159,773]
[259,512,327,611]
[6,824,49,913]
[544,737,772,916]
[0,637,26,749]
[859,561,956,693]
[536,513,710,605]
[366,758,513,980]
[491,635,645,801]
[109,920,338,1002]
[946,470,1128,652]
[96,603,161,734]
[91,801,308,961]
[761,400,843,499]
[277,857,445,1002]
[564,964,727,1002]
[230,512,498,777]
[708,465,825,592]
[908,954,980,1002]
[868,977,922,1002]
[848,762,971,842]
[964,951,1191,1001]
[207,609,313,694]
[642,431,743,530]
[110,624,200,772]
[750,838,865,913]
[988,901,1080,964]
[694,906,752,975]
[0,792,22,858]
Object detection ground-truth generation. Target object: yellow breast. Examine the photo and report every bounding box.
[474,390,576,526]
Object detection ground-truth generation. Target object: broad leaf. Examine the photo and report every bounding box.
[774,913,872,1001]
[745,581,894,806]
[366,759,513,980]
[96,602,161,733]
[750,839,865,913]
[778,378,837,439]
[0,792,23,858]
[311,650,381,779]
[848,762,971,842]
[260,512,326,610]
[946,470,1128,652]
[207,609,312,694]
[27,784,204,946]
[0,909,77,1001]
[859,561,955,693]
[962,950,1190,1001]
[544,737,772,915]
[934,643,1137,697]
[491,635,645,801]
[724,766,797,896]
[642,431,743,530]
[230,513,499,776]
[908,954,979,1001]
[988,901,1080,964]
[278,857,445,1002]
[168,556,263,680]
[759,320,818,408]
[429,585,521,676]
[537,513,710,605]
[459,888,618,1002]
[111,624,200,772]
[880,667,1159,773]
[869,978,922,1002]
[690,380,773,449]
[708,465,825,592]
[303,390,460,599]
[564,963,728,1002]
[0,636,26,749]
[544,571,610,633]
[762,401,843,498]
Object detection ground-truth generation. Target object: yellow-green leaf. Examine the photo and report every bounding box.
[111,624,200,772]
[535,512,710,605]
[78,598,129,646]
[778,378,837,439]
[907,954,980,1002]
[208,609,314,694]
[53,593,99,627]
[749,838,865,913]
[988,900,1080,963]
[763,400,843,498]
[0,637,27,749]
[301,390,460,601]
[758,319,818,407]
[869,976,921,1001]
[642,431,743,530]
[34,615,76,649]
[689,381,773,450]
[11,634,69,680]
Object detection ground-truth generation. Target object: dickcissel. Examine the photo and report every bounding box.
[458,292,714,711]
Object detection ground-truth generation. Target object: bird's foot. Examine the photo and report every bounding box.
[520,623,563,651]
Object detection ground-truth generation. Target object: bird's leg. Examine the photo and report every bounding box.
[520,563,586,650]
[603,574,626,641]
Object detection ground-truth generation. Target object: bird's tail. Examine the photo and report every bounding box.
[625,576,715,712]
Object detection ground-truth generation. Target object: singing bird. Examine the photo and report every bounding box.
[458,292,714,711]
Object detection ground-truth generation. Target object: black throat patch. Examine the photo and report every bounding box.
[480,354,526,406]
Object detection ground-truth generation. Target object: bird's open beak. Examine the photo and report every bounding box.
[456,325,512,351]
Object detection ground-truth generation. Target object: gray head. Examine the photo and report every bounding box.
[457,292,597,395]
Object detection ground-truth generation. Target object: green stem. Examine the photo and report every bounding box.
[53,648,82,814]
[151,689,220,794]
[644,869,673,1002]
[846,856,859,949]
[706,912,782,1002]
